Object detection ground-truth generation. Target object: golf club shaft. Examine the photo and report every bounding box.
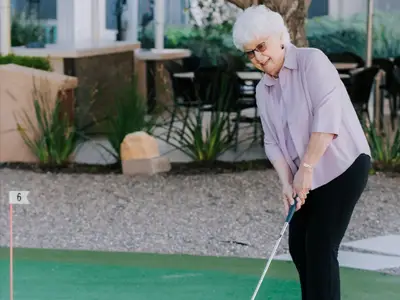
[250,197,298,300]
[250,222,289,300]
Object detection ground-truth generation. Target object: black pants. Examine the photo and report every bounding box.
[289,154,371,300]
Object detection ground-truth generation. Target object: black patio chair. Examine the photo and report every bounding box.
[182,56,202,71]
[164,61,199,142]
[372,58,400,128]
[193,67,257,150]
[347,66,380,122]
[327,52,365,75]
[327,51,365,67]
[220,54,247,72]
[393,56,400,68]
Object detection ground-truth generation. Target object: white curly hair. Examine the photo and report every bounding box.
[232,5,291,52]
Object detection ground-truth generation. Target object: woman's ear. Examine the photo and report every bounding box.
[280,33,284,49]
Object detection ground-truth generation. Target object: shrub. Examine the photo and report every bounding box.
[159,71,254,161]
[162,107,240,162]
[307,28,367,57]
[306,11,400,58]
[161,10,400,65]
[11,11,46,47]
[103,77,158,161]
[0,54,51,71]
[15,89,77,167]
[162,24,245,68]
[363,120,400,172]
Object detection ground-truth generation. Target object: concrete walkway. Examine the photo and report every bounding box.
[275,235,400,271]
[73,108,265,165]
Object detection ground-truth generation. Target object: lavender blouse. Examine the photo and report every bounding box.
[256,43,371,190]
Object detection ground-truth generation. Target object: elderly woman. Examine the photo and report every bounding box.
[232,5,371,300]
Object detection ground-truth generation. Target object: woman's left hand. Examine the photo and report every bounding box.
[293,166,313,207]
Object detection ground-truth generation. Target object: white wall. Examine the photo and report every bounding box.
[328,0,400,19]
[1,0,11,54]
[328,0,365,19]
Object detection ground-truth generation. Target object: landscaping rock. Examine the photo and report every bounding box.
[121,156,171,176]
[120,131,160,160]
[120,131,171,175]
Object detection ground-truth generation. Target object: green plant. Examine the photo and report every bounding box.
[0,54,51,71]
[306,11,400,59]
[161,10,400,66]
[15,89,77,166]
[11,11,46,47]
[163,24,245,68]
[363,120,400,171]
[104,78,158,161]
[164,108,239,161]
[160,72,254,161]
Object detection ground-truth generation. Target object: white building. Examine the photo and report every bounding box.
[7,0,400,44]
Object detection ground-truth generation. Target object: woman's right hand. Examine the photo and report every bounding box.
[282,183,298,216]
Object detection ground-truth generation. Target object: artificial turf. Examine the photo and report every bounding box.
[0,247,399,300]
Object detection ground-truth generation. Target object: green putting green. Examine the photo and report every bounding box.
[0,247,399,300]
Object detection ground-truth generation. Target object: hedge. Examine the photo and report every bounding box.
[155,11,400,64]
[0,54,51,71]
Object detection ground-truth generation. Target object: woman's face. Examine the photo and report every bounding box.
[244,34,285,77]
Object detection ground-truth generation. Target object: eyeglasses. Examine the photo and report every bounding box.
[245,41,267,59]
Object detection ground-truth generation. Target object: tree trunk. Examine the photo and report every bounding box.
[226,0,312,47]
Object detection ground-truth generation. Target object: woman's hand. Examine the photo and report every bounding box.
[282,182,298,215]
[292,132,334,206]
[293,165,313,205]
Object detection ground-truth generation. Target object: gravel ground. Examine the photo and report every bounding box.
[1,168,399,275]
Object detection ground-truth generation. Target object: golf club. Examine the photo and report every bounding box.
[250,196,299,300]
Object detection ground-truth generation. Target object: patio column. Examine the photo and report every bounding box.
[126,0,139,41]
[91,0,100,42]
[0,0,11,55]
[365,0,373,67]
[57,0,106,45]
[154,0,165,49]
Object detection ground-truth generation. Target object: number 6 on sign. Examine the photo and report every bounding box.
[9,191,30,204]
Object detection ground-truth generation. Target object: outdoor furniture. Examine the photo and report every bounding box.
[328,52,365,73]
[173,71,263,81]
[193,67,258,150]
[135,48,192,113]
[245,62,358,72]
[347,66,380,122]
[182,55,202,71]
[373,58,400,128]
[175,71,262,116]
[174,71,350,81]
[222,54,247,72]
[164,60,198,142]
[334,63,359,71]
[393,56,400,68]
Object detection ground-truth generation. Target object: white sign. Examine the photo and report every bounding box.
[9,191,30,204]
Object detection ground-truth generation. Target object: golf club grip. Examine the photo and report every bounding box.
[285,195,298,223]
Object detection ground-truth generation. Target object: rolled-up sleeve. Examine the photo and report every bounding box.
[305,49,342,138]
